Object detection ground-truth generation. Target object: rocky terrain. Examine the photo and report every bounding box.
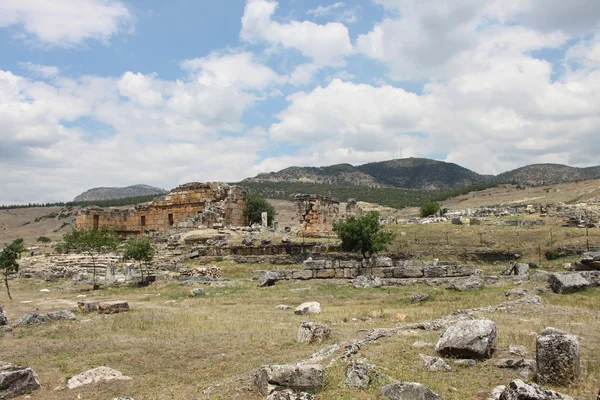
[73,184,167,202]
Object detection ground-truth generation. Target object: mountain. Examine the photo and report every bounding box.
[74,184,168,202]
[245,158,489,190]
[496,164,600,186]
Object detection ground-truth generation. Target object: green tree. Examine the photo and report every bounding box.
[244,192,276,226]
[122,237,155,283]
[55,228,119,290]
[333,211,395,258]
[420,201,440,218]
[0,238,26,300]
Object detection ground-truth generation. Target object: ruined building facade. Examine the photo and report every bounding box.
[296,194,340,237]
[76,183,245,236]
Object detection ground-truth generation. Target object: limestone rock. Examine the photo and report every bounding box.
[499,379,574,400]
[98,301,130,314]
[67,366,132,389]
[0,326,12,332]
[12,313,51,328]
[536,330,579,386]
[297,322,331,344]
[276,305,292,310]
[344,362,370,389]
[0,362,41,398]
[294,302,321,315]
[77,301,99,312]
[448,277,482,291]
[380,382,442,400]
[254,364,325,396]
[259,271,280,287]
[436,319,496,359]
[488,385,506,400]
[412,341,434,349]
[419,354,451,372]
[493,359,536,379]
[47,310,76,321]
[508,345,528,357]
[189,288,205,296]
[266,387,315,400]
[505,288,528,298]
[411,293,429,303]
[548,273,590,294]
[0,305,8,326]
[353,275,382,289]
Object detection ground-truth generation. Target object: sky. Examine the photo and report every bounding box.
[1,0,599,204]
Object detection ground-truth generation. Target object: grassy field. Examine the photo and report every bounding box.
[1,261,599,400]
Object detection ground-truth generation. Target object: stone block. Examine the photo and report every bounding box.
[392,266,424,278]
[343,268,358,278]
[254,364,325,396]
[291,270,313,280]
[302,260,326,270]
[548,273,590,294]
[536,331,579,386]
[314,269,335,279]
[436,319,496,359]
[0,363,41,398]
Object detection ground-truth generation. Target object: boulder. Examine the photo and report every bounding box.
[344,362,370,389]
[353,275,382,289]
[499,379,574,400]
[0,362,41,398]
[419,354,451,372]
[47,310,76,321]
[258,271,280,287]
[436,319,496,359]
[77,301,99,312]
[411,293,430,303]
[266,387,315,400]
[578,251,600,270]
[0,305,7,326]
[12,313,50,328]
[254,364,325,396]
[447,277,482,292]
[536,330,579,386]
[294,302,321,315]
[380,382,442,400]
[67,366,132,389]
[189,288,205,297]
[548,273,590,294]
[98,301,130,314]
[297,322,331,344]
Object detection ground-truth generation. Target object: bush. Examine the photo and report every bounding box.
[244,192,276,226]
[37,236,51,243]
[419,201,440,218]
[333,211,395,258]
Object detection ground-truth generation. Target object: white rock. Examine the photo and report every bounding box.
[67,366,132,389]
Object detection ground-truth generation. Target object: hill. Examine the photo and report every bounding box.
[245,158,488,190]
[74,184,167,202]
[496,164,600,186]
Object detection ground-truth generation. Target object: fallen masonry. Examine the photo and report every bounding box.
[253,256,483,287]
[0,362,41,398]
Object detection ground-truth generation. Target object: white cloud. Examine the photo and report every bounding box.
[240,0,353,67]
[17,62,59,78]
[0,0,133,46]
[307,2,345,18]
[118,72,163,107]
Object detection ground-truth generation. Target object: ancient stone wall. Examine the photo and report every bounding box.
[76,182,245,236]
[296,194,340,237]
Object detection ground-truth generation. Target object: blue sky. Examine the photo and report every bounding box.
[1,0,600,204]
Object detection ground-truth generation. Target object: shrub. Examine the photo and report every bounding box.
[419,201,440,218]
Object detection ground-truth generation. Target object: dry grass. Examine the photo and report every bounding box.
[1,267,599,400]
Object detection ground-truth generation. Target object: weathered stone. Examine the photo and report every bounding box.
[548,273,590,294]
[448,277,483,292]
[499,379,574,400]
[47,310,76,321]
[189,288,205,296]
[302,259,326,270]
[411,293,429,303]
[488,385,506,400]
[419,354,451,372]
[254,364,325,396]
[493,359,536,379]
[508,345,528,357]
[505,288,528,298]
[436,319,497,359]
[297,322,331,344]
[380,382,442,400]
[266,387,315,400]
[259,271,280,287]
[291,270,313,280]
[276,305,292,310]
[372,256,393,267]
[0,305,7,326]
[353,275,382,289]
[453,359,476,368]
[314,269,335,279]
[578,251,600,270]
[344,362,370,389]
[0,326,12,332]
[12,313,50,328]
[536,331,579,386]
[67,366,132,389]
[77,301,99,312]
[0,362,41,398]
[294,302,321,315]
[98,301,130,314]
[392,266,424,278]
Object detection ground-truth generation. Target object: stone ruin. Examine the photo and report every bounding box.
[345,198,362,217]
[296,194,340,237]
[76,182,245,237]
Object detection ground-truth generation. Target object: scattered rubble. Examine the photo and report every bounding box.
[380,382,442,400]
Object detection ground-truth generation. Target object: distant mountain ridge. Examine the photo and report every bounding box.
[244,158,600,190]
[74,184,168,202]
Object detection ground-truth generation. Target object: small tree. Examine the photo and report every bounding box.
[333,211,395,258]
[56,228,119,290]
[122,237,155,283]
[0,238,26,300]
[244,192,276,226]
[420,201,440,218]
